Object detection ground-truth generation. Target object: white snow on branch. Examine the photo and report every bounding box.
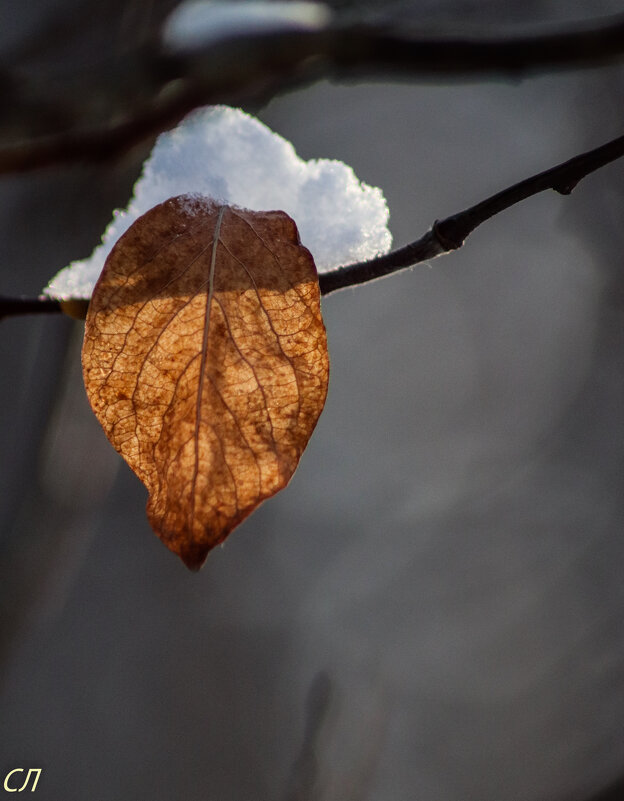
[45,106,392,299]
[163,1,331,51]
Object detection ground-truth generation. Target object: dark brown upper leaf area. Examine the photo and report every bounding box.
[82,194,329,569]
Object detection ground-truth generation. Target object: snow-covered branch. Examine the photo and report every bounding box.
[3,126,624,318]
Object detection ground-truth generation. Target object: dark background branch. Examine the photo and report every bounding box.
[3,13,624,174]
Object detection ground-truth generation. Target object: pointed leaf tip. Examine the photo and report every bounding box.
[82,194,329,569]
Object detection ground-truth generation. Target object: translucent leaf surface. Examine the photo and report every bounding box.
[82,194,329,569]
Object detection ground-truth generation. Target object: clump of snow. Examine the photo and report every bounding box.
[45,106,392,299]
[163,1,331,51]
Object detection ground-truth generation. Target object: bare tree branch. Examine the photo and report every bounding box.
[0,295,61,320]
[319,130,624,294]
[2,128,624,318]
[2,13,624,174]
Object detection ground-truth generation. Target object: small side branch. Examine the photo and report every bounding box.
[319,131,624,295]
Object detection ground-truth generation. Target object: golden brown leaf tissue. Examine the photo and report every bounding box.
[82,195,329,569]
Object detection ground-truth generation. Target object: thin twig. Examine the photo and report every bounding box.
[0,295,61,320]
[319,130,624,294]
[3,13,624,174]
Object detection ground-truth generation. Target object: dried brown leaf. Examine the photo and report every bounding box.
[82,195,329,570]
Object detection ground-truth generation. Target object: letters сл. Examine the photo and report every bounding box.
[3,768,41,792]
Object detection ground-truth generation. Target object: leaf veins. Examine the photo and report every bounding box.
[82,194,329,570]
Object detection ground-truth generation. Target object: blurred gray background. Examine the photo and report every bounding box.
[1,1,623,799]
